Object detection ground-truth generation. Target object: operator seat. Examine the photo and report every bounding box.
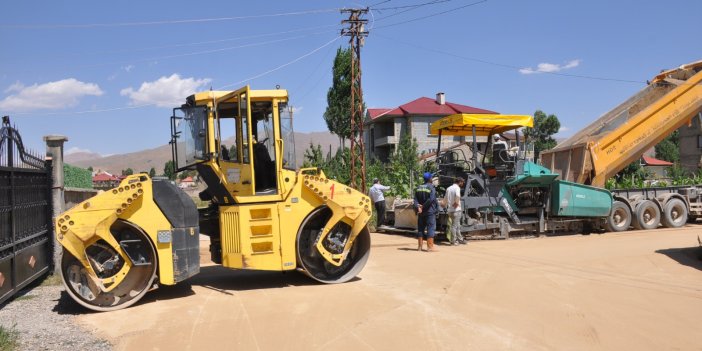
[253,142,276,194]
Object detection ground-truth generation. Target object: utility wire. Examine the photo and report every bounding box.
[1,8,341,29]
[11,36,344,116]
[374,0,488,29]
[375,33,645,84]
[373,0,451,22]
[28,24,341,59]
[219,36,342,89]
[372,0,452,12]
[11,30,335,72]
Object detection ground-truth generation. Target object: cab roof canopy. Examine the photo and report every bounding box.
[430,113,533,136]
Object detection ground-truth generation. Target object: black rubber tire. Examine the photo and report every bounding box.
[61,220,157,312]
[661,198,688,228]
[296,206,371,284]
[605,201,631,232]
[632,200,660,230]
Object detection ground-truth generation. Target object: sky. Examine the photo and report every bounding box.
[1,0,701,157]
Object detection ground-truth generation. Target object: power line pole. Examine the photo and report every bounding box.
[341,8,369,193]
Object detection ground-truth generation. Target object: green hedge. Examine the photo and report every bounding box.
[64,164,93,189]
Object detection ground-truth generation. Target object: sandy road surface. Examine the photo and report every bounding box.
[74,228,702,351]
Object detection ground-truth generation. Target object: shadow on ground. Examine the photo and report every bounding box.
[52,264,363,313]
[656,245,702,271]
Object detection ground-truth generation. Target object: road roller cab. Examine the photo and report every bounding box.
[57,86,372,311]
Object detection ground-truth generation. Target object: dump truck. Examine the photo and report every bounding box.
[541,59,702,231]
[56,86,372,311]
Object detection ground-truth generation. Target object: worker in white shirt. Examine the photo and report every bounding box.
[369,178,391,228]
[444,177,466,245]
[493,134,509,149]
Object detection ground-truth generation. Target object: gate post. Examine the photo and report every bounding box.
[44,135,68,275]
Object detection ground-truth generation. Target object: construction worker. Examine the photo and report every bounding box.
[369,178,391,228]
[445,177,466,245]
[493,134,509,150]
[414,172,438,252]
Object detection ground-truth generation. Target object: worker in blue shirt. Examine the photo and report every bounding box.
[414,172,438,252]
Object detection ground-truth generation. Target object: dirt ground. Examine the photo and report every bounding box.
[74,227,702,351]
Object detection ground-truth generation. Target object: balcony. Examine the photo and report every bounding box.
[374,135,397,147]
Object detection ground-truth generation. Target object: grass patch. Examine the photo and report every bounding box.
[0,324,19,351]
[39,274,63,287]
[12,295,36,302]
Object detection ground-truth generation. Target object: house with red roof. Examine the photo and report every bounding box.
[641,155,674,179]
[92,172,124,190]
[178,176,195,189]
[365,92,497,161]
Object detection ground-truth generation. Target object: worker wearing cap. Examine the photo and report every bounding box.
[414,172,439,252]
[493,134,509,149]
[369,178,391,228]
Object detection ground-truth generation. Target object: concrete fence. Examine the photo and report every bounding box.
[64,187,99,210]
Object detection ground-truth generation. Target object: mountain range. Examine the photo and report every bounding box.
[65,131,341,175]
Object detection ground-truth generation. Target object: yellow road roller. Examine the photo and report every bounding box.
[56,86,372,311]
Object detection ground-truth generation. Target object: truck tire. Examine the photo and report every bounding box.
[661,198,688,228]
[632,200,660,230]
[605,201,631,232]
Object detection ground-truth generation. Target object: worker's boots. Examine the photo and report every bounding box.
[427,238,438,252]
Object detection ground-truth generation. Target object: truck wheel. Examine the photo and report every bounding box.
[605,201,631,232]
[632,200,660,230]
[661,198,688,228]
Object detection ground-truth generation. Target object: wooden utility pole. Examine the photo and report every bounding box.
[341,8,369,192]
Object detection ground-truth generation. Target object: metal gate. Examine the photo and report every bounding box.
[0,116,52,305]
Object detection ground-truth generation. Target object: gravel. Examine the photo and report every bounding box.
[0,277,112,351]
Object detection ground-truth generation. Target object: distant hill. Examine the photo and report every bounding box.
[66,131,341,174]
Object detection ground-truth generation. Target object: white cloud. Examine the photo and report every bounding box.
[123,65,134,72]
[558,126,570,133]
[4,81,24,93]
[120,74,211,107]
[520,59,581,75]
[0,79,103,112]
[291,106,303,114]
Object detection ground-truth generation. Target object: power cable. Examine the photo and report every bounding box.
[1,8,341,29]
[19,24,340,60]
[292,45,338,103]
[218,36,343,89]
[11,30,335,72]
[9,36,344,116]
[373,0,488,29]
[374,33,645,84]
[372,0,452,12]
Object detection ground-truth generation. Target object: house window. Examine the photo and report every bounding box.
[427,122,436,137]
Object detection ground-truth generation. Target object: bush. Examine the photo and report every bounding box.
[64,164,92,189]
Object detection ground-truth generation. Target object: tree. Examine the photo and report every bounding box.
[324,147,351,185]
[87,166,93,172]
[655,130,679,163]
[64,164,93,189]
[164,160,175,180]
[122,168,134,176]
[323,47,353,146]
[387,133,422,198]
[524,110,561,159]
[302,143,325,168]
[149,167,156,178]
